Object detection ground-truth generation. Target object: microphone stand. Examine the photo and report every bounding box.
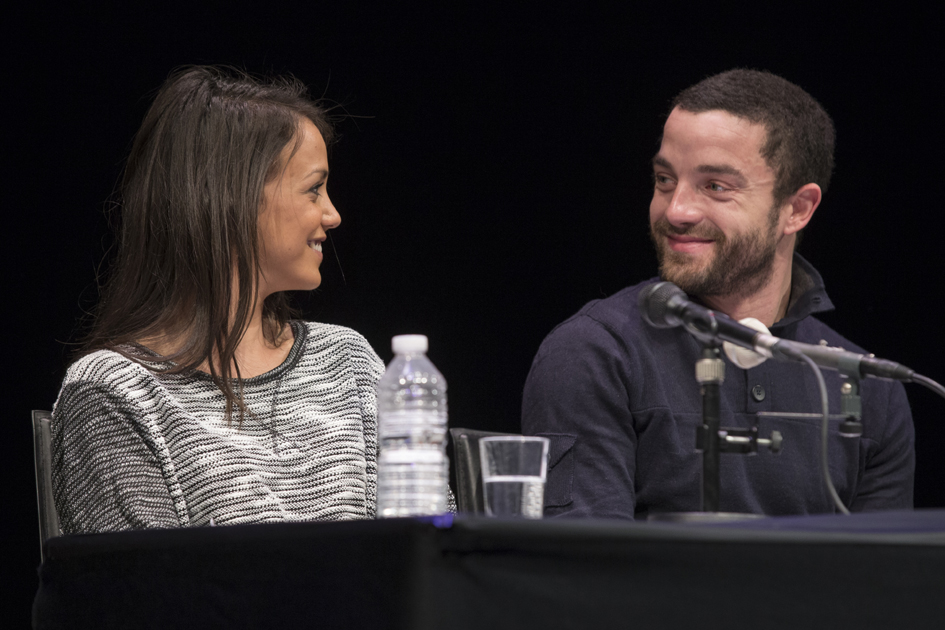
[692,341,782,513]
[695,343,724,512]
[650,331,781,522]
[757,372,863,436]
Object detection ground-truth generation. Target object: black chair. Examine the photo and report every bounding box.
[32,410,60,561]
[449,427,515,514]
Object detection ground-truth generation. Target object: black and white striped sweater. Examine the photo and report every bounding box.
[52,321,385,534]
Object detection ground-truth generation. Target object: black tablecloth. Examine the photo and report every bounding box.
[34,510,945,629]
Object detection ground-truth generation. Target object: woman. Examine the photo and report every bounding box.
[52,66,385,533]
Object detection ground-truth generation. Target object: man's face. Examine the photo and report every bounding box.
[649,107,785,299]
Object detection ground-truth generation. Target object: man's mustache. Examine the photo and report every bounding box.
[650,218,724,242]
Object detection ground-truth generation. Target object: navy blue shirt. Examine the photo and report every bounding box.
[522,255,915,519]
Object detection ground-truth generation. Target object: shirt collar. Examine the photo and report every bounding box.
[771,252,834,330]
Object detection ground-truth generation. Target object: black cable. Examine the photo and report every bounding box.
[911,373,945,400]
[789,350,850,515]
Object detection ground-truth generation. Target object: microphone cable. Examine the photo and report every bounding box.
[783,347,850,515]
[640,280,945,513]
[912,372,945,400]
[776,349,945,516]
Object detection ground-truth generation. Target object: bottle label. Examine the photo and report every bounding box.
[379,449,446,464]
[378,410,447,445]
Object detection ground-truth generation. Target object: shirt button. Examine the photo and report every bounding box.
[751,385,766,402]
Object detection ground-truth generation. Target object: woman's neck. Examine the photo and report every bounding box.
[139,295,293,379]
[228,299,293,378]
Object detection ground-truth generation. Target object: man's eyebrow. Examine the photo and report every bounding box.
[697,164,745,180]
[651,155,672,170]
[651,157,747,184]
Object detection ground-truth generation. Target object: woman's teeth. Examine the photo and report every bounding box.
[309,241,322,252]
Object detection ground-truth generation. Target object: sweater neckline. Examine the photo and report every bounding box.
[133,321,308,386]
[225,320,307,386]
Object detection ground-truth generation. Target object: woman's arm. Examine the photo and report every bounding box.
[349,333,385,518]
[52,371,184,534]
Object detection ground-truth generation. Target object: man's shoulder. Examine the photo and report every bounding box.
[559,278,659,332]
[537,279,661,356]
[793,315,869,356]
[793,315,910,400]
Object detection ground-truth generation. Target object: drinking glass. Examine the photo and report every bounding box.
[479,436,549,519]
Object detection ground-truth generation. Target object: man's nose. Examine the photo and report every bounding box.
[663,184,703,227]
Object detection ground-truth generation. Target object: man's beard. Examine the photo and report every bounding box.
[649,211,780,299]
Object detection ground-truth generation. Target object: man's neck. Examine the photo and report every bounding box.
[700,247,795,328]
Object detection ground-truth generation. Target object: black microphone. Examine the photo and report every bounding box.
[639,281,767,351]
[638,281,915,382]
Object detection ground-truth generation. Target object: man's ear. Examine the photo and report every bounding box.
[783,183,822,235]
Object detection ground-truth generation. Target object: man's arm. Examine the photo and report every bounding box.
[521,315,638,519]
[850,381,915,511]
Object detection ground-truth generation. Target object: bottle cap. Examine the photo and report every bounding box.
[392,334,428,354]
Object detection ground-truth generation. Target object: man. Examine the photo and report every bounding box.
[521,69,914,519]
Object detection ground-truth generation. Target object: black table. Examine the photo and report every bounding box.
[33,510,945,629]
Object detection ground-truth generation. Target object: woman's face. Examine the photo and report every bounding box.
[257,119,340,295]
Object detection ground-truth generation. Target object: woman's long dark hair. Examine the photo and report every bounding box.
[82,66,335,421]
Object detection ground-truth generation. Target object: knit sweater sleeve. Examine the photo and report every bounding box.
[52,354,185,534]
[347,331,385,518]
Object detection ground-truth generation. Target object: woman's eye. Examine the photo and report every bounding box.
[309,183,324,197]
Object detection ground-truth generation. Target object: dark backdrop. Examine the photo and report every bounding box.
[5,3,944,623]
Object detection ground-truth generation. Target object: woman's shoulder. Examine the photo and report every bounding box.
[298,321,375,351]
[296,321,383,369]
[55,349,170,420]
[63,348,162,385]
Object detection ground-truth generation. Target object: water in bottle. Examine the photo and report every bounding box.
[376,334,449,517]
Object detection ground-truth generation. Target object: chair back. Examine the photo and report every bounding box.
[449,427,515,514]
[32,410,60,561]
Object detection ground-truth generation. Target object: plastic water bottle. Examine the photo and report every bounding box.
[376,334,449,517]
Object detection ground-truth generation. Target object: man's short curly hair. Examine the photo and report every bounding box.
[672,69,835,206]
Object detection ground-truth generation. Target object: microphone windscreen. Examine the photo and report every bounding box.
[638,281,686,328]
[723,317,769,369]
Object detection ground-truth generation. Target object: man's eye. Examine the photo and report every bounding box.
[707,182,728,192]
[654,174,674,187]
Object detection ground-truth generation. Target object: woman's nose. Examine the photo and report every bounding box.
[322,196,341,229]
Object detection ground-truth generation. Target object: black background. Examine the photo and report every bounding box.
[5,2,944,623]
